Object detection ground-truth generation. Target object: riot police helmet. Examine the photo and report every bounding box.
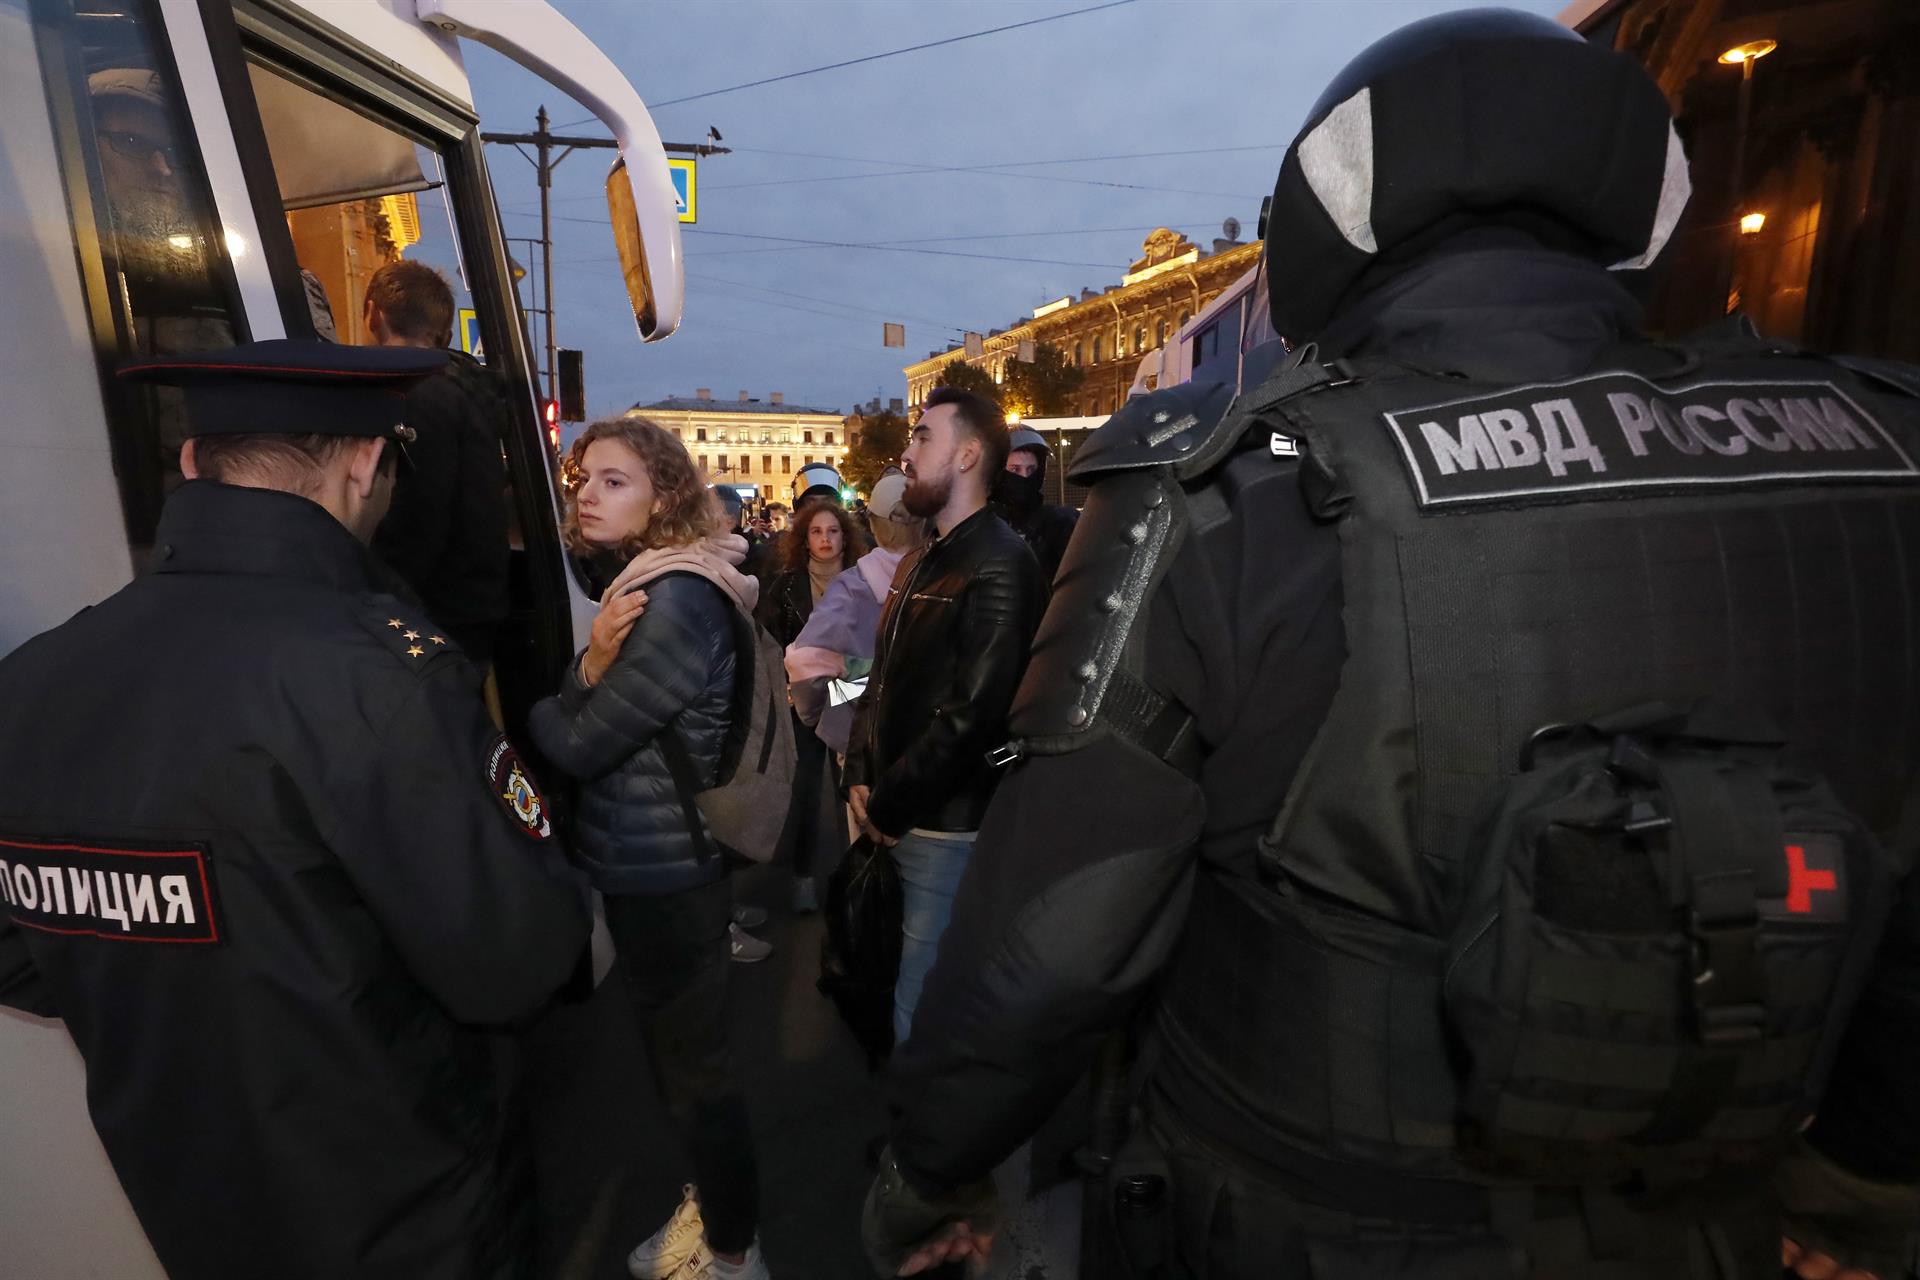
[1264,7,1690,341]
[793,461,844,505]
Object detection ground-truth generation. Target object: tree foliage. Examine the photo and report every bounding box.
[932,358,1002,407]
[1003,343,1084,418]
[842,409,908,493]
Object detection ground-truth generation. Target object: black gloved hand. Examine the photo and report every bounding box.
[1777,1136,1920,1279]
[861,1146,999,1277]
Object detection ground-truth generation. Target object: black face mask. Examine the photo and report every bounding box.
[998,470,1044,518]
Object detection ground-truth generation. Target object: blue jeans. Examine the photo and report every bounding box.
[891,830,975,1045]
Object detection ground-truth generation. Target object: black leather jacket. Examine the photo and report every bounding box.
[846,506,1047,837]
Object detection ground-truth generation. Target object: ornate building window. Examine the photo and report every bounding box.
[1091,336,1102,363]
[1135,324,1147,350]
[1073,341,1083,365]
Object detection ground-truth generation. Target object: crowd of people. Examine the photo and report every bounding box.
[6,8,1920,1280]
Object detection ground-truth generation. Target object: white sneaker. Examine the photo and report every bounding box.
[708,1239,771,1280]
[731,902,769,930]
[666,1242,715,1280]
[728,922,772,964]
[627,1185,705,1279]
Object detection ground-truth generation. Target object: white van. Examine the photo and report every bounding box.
[0,0,682,1270]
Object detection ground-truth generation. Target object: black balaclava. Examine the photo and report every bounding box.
[1263,7,1690,345]
[998,429,1050,519]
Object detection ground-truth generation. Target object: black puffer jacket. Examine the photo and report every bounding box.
[845,507,1047,837]
[529,572,735,895]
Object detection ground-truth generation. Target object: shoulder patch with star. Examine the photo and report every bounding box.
[486,736,553,840]
[353,599,459,671]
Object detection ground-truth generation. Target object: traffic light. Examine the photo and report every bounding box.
[542,398,560,452]
[558,349,585,421]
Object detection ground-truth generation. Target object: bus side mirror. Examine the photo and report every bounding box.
[606,157,659,340]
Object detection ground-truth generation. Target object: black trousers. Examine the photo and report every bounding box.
[604,880,759,1254]
[786,716,844,878]
[1146,1102,1779,1280]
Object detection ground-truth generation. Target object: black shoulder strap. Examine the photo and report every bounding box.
[659,730,717,864]
[1833,355,1920,402]
[647,572,744,865]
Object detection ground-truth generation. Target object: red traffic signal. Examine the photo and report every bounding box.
[542,399,560,450]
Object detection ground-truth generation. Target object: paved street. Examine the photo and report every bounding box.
[524,862,1081,1280]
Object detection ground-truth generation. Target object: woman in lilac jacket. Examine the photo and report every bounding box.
[784,470,928,754]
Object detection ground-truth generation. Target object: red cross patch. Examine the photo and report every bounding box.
[1760,832,1845,924]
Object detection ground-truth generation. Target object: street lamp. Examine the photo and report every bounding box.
[1720,38,1778,309]
[1740,212,1767,235]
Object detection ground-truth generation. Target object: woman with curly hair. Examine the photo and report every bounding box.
[528,417,770,1280]
[756,498,867,910]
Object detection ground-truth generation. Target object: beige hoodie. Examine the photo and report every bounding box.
[602,533,761,614]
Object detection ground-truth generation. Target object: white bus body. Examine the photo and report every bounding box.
[0,0,679,1269]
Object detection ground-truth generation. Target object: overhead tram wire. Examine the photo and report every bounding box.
[734,143,1286,170]
[551,0,1138,127]
[515,143,1286,211]
[684,273,971,333]
[502,210,1120,268]
[549,261,966,340]
[704,143,1285,193]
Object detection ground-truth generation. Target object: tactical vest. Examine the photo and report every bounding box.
[1020,329,1920,1206]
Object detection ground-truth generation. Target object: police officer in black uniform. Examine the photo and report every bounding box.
[863,12,1920,1279]
[0,340,593,1280]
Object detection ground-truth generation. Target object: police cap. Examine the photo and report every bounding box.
[118,338,449,441]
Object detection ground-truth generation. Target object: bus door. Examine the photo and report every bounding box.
[210,0,577,734]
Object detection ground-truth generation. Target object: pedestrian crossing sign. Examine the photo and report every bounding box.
[457,308,482,358]
[668,158,696,224]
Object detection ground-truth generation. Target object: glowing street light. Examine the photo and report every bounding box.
[1720,37,1778,308]
[1740,212,1767,235]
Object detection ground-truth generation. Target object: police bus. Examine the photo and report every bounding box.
[0,0,682,1270]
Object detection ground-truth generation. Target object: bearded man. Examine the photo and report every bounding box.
[844,387,1048,1045]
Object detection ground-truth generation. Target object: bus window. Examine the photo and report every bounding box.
[244,61,447,350]
[32,0,246,556]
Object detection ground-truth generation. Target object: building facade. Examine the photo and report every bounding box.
[902,229,1262,419]
[1567,0,1920,362]
[626,390,846,503]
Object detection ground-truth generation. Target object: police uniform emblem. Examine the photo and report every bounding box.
[486,737,552,840]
